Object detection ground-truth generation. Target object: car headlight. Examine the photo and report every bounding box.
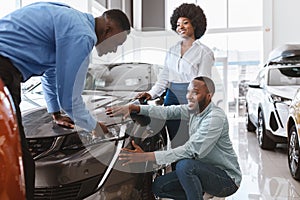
[31,121,133,160]
[269,94,292,105]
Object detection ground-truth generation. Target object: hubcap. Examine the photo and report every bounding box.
[257,112,263,145]
[289,130,299,176]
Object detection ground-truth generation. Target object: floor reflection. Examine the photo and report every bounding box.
[226,117,300,200]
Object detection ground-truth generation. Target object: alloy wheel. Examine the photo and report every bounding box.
[257,111,264,146]
[288,126,300,179]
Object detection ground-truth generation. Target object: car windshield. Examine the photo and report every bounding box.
[84,63,159,91]
[268,66,300,86]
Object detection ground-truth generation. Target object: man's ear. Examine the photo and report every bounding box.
[104,17,114,34]
[105,26,111,35]
[101,17,112,38]
[207,93,212,99]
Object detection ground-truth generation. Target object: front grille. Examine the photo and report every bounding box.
[34,183,80,200]
[34,175,102,200]
[27,137,54,158]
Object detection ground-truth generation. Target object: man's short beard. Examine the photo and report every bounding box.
[188,98,207,114]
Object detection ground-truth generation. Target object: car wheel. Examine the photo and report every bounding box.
[288,125,300,180]
[140,172,156,200]
[257,110,275,150]
[246,104,256,132]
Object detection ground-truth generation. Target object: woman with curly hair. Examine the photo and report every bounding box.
[136,3,214,149]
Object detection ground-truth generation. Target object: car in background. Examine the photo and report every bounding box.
[0,79,26,199]
[246,44,300,150]
[22,62,167,200]
[287,88,300,180]
[20,76,44,113]
[238,79,249,106]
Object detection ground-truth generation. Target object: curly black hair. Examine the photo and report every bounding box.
[170,3,207,39]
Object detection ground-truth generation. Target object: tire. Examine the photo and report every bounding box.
[246,104,256,132]
[141,172,156,200]
[257,110,276,150]
[288,125,300,180]
[246,113,256,132]
[139,129,167,200]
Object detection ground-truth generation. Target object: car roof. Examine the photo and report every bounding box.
[268,44,300,65]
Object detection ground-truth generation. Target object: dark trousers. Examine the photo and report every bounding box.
[163,83,189,147]
[0,55,35,200]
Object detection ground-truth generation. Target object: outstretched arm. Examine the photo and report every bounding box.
[106,104,141,119]
[119,140,155,166]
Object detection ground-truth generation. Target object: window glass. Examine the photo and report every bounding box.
[268,67,300,86]
[202,33,228,58]
[203,31,262,73]
[22,0,58,7]
[21,0,88,12]
[0,0,17,18]
[197,0,227,29]
[228,0,262,27]
[202,31,262,115]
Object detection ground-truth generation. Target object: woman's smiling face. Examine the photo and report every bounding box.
[176,17,195,39]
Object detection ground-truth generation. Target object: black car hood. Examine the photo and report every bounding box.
[23,91,134,138]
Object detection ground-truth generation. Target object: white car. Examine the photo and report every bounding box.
[246,44,300,150]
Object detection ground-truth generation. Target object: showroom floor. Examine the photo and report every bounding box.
[224,116,300,200]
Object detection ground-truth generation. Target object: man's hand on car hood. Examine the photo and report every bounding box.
[52,112,75,129]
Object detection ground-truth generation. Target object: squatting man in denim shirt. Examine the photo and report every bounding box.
[0,2,130,199]
[106,76,242,200]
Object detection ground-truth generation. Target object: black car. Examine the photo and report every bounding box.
[22,62,167,200]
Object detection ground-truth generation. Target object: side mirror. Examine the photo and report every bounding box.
[248,81,261,88]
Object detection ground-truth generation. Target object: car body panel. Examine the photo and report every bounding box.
[0,79,26,199]
[287,89,300,133]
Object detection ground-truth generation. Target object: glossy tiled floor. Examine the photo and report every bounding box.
[226,117,300,200]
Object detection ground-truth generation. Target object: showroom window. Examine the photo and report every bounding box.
[21,0,89,12]
[0,0,19,18]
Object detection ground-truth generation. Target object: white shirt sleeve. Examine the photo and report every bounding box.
[148,53,170,99]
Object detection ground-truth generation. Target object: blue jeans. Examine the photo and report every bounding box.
[152,159,238,200]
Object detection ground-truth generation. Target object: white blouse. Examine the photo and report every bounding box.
[148,40,215,98]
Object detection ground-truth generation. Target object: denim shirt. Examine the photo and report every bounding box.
[0,2,97,131]
[139,102,242,186]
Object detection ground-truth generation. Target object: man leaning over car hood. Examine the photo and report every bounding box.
[0,2,130,199]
